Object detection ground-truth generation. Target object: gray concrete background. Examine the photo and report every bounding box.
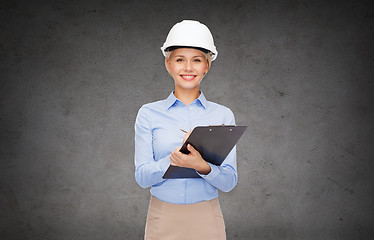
[1,0,373,239]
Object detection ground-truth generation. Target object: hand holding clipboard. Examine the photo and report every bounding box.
[163,125,247,179]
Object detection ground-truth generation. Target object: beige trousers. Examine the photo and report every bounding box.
[145,196,226,240]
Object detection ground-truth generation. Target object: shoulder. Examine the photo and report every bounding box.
[135,99,166,127]
[136,98,169,124]
[206,100,235,124]
[206,100,234,115]
[137,99,166,115]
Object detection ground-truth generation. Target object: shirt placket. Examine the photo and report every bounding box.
[185,102,198,204]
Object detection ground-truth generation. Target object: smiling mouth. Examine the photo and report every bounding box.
[180,75,197,81]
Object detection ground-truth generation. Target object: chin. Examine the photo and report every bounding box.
[180,81,201,89]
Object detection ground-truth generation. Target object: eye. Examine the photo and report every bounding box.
[176,58,184,62]
[193,59,201,62]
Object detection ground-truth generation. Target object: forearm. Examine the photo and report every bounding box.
[198,163,237,192]
[197,145,238,192]
[135,155,170,188]
[196,160,211,175]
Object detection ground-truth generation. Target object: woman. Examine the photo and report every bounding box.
[134,20,237,240]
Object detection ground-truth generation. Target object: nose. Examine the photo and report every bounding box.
[184,61,192,72]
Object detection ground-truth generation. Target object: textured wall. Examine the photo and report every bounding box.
[1,0,373,239]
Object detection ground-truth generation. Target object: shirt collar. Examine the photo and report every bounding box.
[196,91,208,109]
[165,92,179,110]
[165,91,208,110]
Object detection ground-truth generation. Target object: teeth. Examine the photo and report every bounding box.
[182,75,195,80]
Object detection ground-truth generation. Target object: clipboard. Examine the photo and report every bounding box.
[162,125,247,179]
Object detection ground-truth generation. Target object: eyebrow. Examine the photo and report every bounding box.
[173,55,204,58]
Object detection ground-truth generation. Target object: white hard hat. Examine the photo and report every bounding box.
[161,20,218,61]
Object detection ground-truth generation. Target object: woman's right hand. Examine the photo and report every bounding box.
[170,144,211,175]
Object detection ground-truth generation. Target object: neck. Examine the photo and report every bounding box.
[174,87,200,106]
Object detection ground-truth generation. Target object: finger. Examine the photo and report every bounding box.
[187,144,197,154]
[185,130,193,139]
[172,150,180,158]
[172,147,181,154]
[171,151,184,162]
[170,154,179,166]
[172,147,182,156]
[170,158,177,166]
[183,135,189,143]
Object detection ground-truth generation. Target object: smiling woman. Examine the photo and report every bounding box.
[134,20,237,240]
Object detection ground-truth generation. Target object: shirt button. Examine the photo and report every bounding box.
[180,193,184,197]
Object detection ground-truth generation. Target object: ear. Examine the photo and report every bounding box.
[165,58,171,74]
[205,59,210,74]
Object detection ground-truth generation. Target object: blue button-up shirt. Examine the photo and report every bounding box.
[134,92,237,204]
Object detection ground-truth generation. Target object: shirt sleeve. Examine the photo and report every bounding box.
[134,107,169,188]
[197,108,238,192]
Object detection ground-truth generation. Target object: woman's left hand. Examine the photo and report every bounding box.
[170,144,211,175]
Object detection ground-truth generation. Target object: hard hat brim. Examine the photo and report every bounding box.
[161,45,217,61]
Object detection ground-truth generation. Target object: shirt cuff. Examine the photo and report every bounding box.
[197,162,219,181]
[157,155,171,173]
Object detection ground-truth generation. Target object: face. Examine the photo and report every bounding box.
[165,48,210,91]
